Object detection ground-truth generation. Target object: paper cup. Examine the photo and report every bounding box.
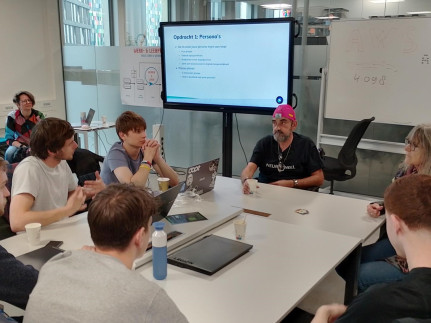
[101,115,107,125]
[157,177,170,192]
[80,112,87,125]
[234,219,247,240]
[25,223,41,246]
[246,179,258,194]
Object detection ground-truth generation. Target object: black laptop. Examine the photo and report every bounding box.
[16,241,64,270]
[85,108,95,125]
[168,234,253,275]
[146,183,184,251]
[153,182,184,223]
[183,158,220,195]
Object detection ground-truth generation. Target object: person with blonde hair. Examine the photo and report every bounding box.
[358,123,431,293]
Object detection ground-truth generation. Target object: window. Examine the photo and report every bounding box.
[62,0,111,46]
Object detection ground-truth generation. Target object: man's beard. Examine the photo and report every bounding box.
[273,131,290,143]
[54,150,73,161]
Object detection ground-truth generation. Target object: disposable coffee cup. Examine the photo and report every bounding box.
[157,177,170,192]
[80,112,87,125]
[25,223,41,246]
[234,219,247,240]
[246,179,258,194]
[101,115,107,125]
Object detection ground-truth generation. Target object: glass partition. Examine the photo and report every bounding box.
[61,0,431,195]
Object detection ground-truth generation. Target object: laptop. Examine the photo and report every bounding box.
[183,158,220,195]
[16,241,64,270]
[85,108,95,125]
[167,234,253,275]
[146,182,184,250]
[71,108,96,128]
[153,182,184,223]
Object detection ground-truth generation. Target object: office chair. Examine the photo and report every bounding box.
[322,117,375,194]
[66,148,104,186]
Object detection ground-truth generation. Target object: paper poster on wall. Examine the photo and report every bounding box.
[120,47,163,107]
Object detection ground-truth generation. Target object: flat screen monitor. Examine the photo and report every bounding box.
[159,18,295,115]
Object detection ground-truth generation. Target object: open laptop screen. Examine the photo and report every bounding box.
[152,182,184,223]
[184,158,220,195]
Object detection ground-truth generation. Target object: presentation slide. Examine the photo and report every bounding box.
[162,22,292,108]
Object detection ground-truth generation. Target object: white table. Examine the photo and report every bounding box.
[1,200,243,269]
[206,176,385,242]
[74,121,115,154]
[139,214,361,323]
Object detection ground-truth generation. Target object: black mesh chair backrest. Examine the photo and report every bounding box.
[338,117,375,169]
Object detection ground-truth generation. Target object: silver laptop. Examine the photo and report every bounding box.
[183,158,220,195]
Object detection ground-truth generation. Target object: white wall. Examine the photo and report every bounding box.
[0,0,66,125]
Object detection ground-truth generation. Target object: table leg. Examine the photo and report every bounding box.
[343,243,362,305]
[83,132,89,150]
[93,130,99,155]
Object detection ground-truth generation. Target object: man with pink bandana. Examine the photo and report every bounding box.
[241,104,323,194]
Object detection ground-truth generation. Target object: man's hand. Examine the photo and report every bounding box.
[312,304,347,323]
[83,171,105,198]
[242,180,251,194]
[367,203,384,218]
[142,139,159,163]
[66,186,87,215]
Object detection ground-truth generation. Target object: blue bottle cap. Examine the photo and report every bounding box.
[153,222,165,230]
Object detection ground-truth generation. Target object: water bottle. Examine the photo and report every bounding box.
[152,221,167,280]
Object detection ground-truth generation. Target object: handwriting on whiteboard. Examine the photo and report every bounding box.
[353,74,385,86]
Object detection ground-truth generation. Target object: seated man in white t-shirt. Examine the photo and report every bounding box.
[9,118,104,232]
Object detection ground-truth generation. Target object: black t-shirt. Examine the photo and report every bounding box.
[336,267,431,322]
[249,133,322,184]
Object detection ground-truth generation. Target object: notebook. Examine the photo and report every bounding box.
[183,158,220,195]
[16,241,64,270]
[167,234,253,275]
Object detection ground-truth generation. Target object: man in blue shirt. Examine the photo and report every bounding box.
[0,158,38,313]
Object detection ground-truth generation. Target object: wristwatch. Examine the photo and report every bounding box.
[293,179,299,187]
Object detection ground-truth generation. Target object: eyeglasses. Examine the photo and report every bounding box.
[19,99,32,104]
[405,138,419,151]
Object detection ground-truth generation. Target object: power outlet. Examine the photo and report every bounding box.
[152,124,165,158]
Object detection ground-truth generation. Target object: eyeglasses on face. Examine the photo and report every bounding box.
[19,99,32,104]
[405,138,419,151]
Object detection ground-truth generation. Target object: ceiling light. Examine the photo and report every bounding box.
[315,15,339,20]
[406,11,431,14]
[261,3,292,10]
[370,0,405,3]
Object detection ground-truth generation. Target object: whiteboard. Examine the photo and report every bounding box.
[325,17,431,125]
[0,0,65,126]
